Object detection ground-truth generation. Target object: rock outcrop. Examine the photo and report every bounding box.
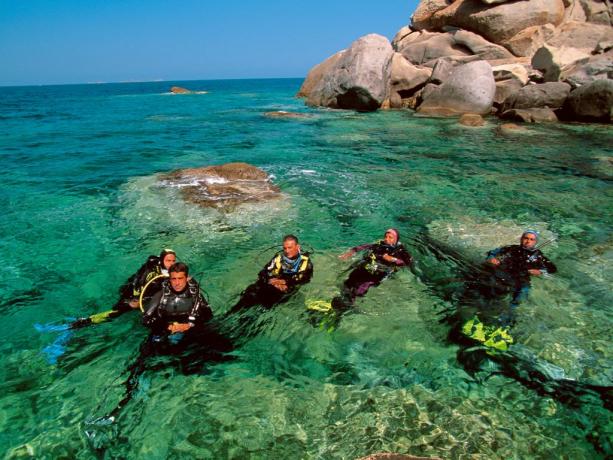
[298,0,612,122]
[388,53,432,108]
[170,86,192,94]
[305,34,394,111]
[500,82,571,112]
[563,79,613,121]
[411,0,566,44]
[160,162,281,209]
[418,60,496,115]
[170,86,207,95]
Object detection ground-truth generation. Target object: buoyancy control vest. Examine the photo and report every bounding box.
[268,253,311,279]
[158,279,202,322]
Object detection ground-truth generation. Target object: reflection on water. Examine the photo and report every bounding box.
[0,80,611,458]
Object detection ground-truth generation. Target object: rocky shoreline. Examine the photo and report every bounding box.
[298,0,612,123]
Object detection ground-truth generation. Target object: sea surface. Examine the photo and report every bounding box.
[0,78,611,459]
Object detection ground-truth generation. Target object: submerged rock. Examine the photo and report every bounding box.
[497,122,530,134]
[170,86,207,95]
[459,113,486,126]
[263,111,310,119]
[170,86,191,94]
[160,162,282,209]
[500,107,559,122]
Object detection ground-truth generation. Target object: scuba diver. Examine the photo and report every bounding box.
[484,230,557,308]
[35,249,178,365]
[226,234,313,315]
[71,249,177,328]
[457,230,558,349]
[98,262,232,423]
[332,228,413,311]
[307,229,413,330]
[413,230,611,411]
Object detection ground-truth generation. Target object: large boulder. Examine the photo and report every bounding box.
[396,28,513,66]
[160,162,282,209]
[418,60,496,115]
[532,44,591,81]
[388,53,432,108]
[395,30,473,65]
[306,34,394,111]
[412,0,565,45]
[492,63,530,84]
[502,24,557,57]
[494,79,525,106]
[297,50,345,98]
[561,49,613,88]
[411,0,449,30]
[546,21,613,53]
[500,82,571,111]
[563,79,613,121]
[391,25,413,49]
[450,28,516,61]
[569,0,613,25]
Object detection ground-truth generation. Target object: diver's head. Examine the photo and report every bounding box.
[168,262,189,292]
[520,230,538,250]
[282,234,301,259]
[159,249,177,269]
[383,228,399,246]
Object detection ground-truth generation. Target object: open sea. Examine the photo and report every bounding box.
[0,78,611,459]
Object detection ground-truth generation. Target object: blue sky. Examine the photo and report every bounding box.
[0,0,419,86]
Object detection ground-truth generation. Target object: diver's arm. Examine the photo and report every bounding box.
[339,243,373,260]
[529,251,557,276]
[385,248,412,266]
[486,246,511,266]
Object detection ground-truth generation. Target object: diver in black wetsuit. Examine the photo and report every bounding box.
[227,234,313,314]
[71,249,177,328]
[104,262,232,421]
[413,231,612,414]
[459,230,557,333]
[332,228,413,311]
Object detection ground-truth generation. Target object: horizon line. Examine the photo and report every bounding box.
[0,76,306,89]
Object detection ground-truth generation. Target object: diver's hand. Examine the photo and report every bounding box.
[528,269,542,276]
[168,322,192,334]
[128,299,139,309]
[269,278,288,292]
[339,250,355,260]
[381,254,397,263]
[487,257,501,266]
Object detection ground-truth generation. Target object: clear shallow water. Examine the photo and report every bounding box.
[0,79,611,459]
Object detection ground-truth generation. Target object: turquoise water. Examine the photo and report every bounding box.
[0,79,611,459]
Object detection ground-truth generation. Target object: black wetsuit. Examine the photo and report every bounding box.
[107,279,231,420]
[228,252,313,313]
[458,244,558,327]
[332,241,413,311]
